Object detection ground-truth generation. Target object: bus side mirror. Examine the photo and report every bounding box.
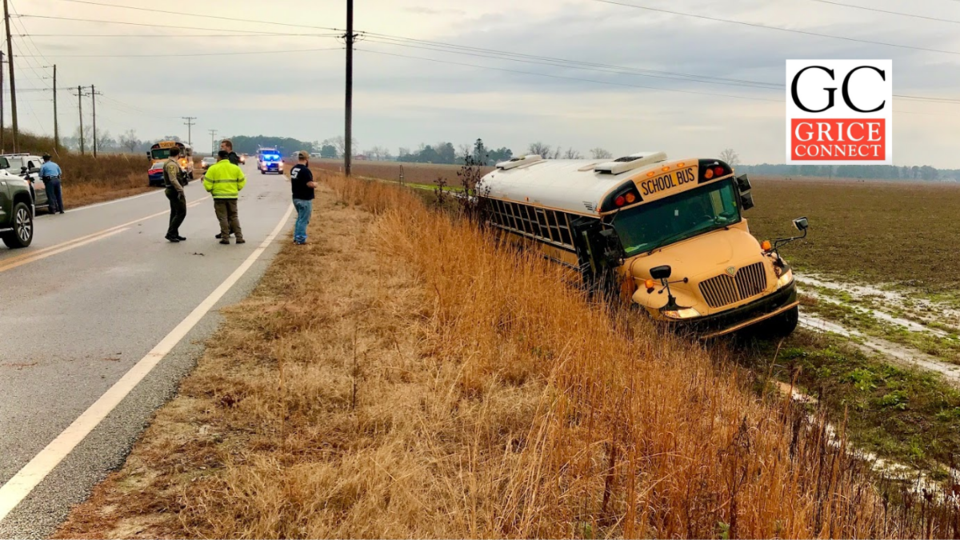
[793,216,808,231]
[650,265,672,281]
[735,174,751,193]
[740,191,755,211]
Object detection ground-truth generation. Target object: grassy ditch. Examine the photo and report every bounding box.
[735,330,960,473]
[57,172,960,538]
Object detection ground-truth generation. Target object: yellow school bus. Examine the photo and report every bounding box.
[479,152,808,338]
[147,140,194,187]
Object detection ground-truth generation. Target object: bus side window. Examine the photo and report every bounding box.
[558,213,574,246]
[492,200,506,226]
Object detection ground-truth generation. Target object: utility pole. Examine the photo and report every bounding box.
[1,51,5,152]
[90,85,102,157]
[4,0,19,152]
[182,116,196,147]
[344,0,354,176]
[53,65,59,154]
[76,85,85,155]
[209,129,217,154]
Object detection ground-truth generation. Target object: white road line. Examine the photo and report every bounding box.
[0,197,209,273]
[0,228,130,273]
[0,203,294,524]
[60,179,206,214]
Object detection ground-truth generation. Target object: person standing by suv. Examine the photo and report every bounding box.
[290,151,316,245]
[163,147,187,243]
[39,154,64,214]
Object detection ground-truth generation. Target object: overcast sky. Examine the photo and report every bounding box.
[8,0,960,167]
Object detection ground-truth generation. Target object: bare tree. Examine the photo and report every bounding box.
[364,146,389,161]
[590,147,613,159]
[458,143,472,161]
[324,135,359,158]
[719,148,740,167]
[119,129,140,153]
[96,130,115,151]
[562,148,583,159]
[527,142,551,158]
[550,146,562,160]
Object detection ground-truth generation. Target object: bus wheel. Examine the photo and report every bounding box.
[766,306,799,337]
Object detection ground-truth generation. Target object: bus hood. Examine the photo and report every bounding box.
[630,226,763,282]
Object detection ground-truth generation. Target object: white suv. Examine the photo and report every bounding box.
[0,154,45,209]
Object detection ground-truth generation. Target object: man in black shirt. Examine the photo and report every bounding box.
[219,138,241,166]
[290,151,316,245]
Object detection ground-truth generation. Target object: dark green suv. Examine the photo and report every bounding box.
[0,169,34,248]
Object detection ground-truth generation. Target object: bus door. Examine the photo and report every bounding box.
[570,217,624,290]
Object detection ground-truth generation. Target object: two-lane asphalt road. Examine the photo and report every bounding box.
[0,164,293,538]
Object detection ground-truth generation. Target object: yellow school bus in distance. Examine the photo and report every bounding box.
[479,152,808,338]
[147,140,194,187]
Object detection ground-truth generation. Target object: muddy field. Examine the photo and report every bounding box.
[747,177,960,293]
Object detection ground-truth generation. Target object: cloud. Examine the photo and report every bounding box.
[10,0,960,166]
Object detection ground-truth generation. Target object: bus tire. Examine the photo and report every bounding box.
[767,305,799,337]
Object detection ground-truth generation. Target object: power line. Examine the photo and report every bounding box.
[15,14,313,35]
[362,32,960,105]
[589,0,960,57]
[15,46,343,58]
[9,0,51,66]
[359,45,960,106]
[362,34,781,90]
[49,0,343,32]
[356,47,782,103]
[804,0,960,24]
[362,35,960,105]
[21,32,341,38]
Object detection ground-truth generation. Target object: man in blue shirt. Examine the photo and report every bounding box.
[39,154,64,214]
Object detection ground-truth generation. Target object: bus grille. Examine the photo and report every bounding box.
[698,263,768,308]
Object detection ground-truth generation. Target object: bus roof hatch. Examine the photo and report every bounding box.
[496,154,544,170]
[594,151,667,175]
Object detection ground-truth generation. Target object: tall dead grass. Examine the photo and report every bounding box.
[54,170,959,539]
[11,131,154,208]
[322,170,959,538]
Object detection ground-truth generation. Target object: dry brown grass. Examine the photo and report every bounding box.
[56,171,960,538]
[311,159,494,187]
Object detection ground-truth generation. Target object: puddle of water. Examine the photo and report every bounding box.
[771,380,960,498]
[799,311,960,384]
[803,288,950,337]
[798,273,960,331]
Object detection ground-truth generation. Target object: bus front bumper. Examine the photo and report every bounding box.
[665,281,798,339]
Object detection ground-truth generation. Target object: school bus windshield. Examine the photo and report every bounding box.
[150,148,174,160]
[612,179,741,257]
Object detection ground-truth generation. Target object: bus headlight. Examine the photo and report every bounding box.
[662,307,701,319]
[777,269,794,289]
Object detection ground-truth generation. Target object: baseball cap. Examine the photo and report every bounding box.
[42,153,51,160]
[297,151,310,160]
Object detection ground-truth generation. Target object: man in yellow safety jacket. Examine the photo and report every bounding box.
[202,150,247,244]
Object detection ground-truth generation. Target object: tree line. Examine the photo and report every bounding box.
[736,163,958,182]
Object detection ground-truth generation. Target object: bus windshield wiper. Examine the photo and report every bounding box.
[643,229,699,255]
[643,220,731,255]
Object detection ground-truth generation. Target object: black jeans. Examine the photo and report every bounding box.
[165,188,187,238]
